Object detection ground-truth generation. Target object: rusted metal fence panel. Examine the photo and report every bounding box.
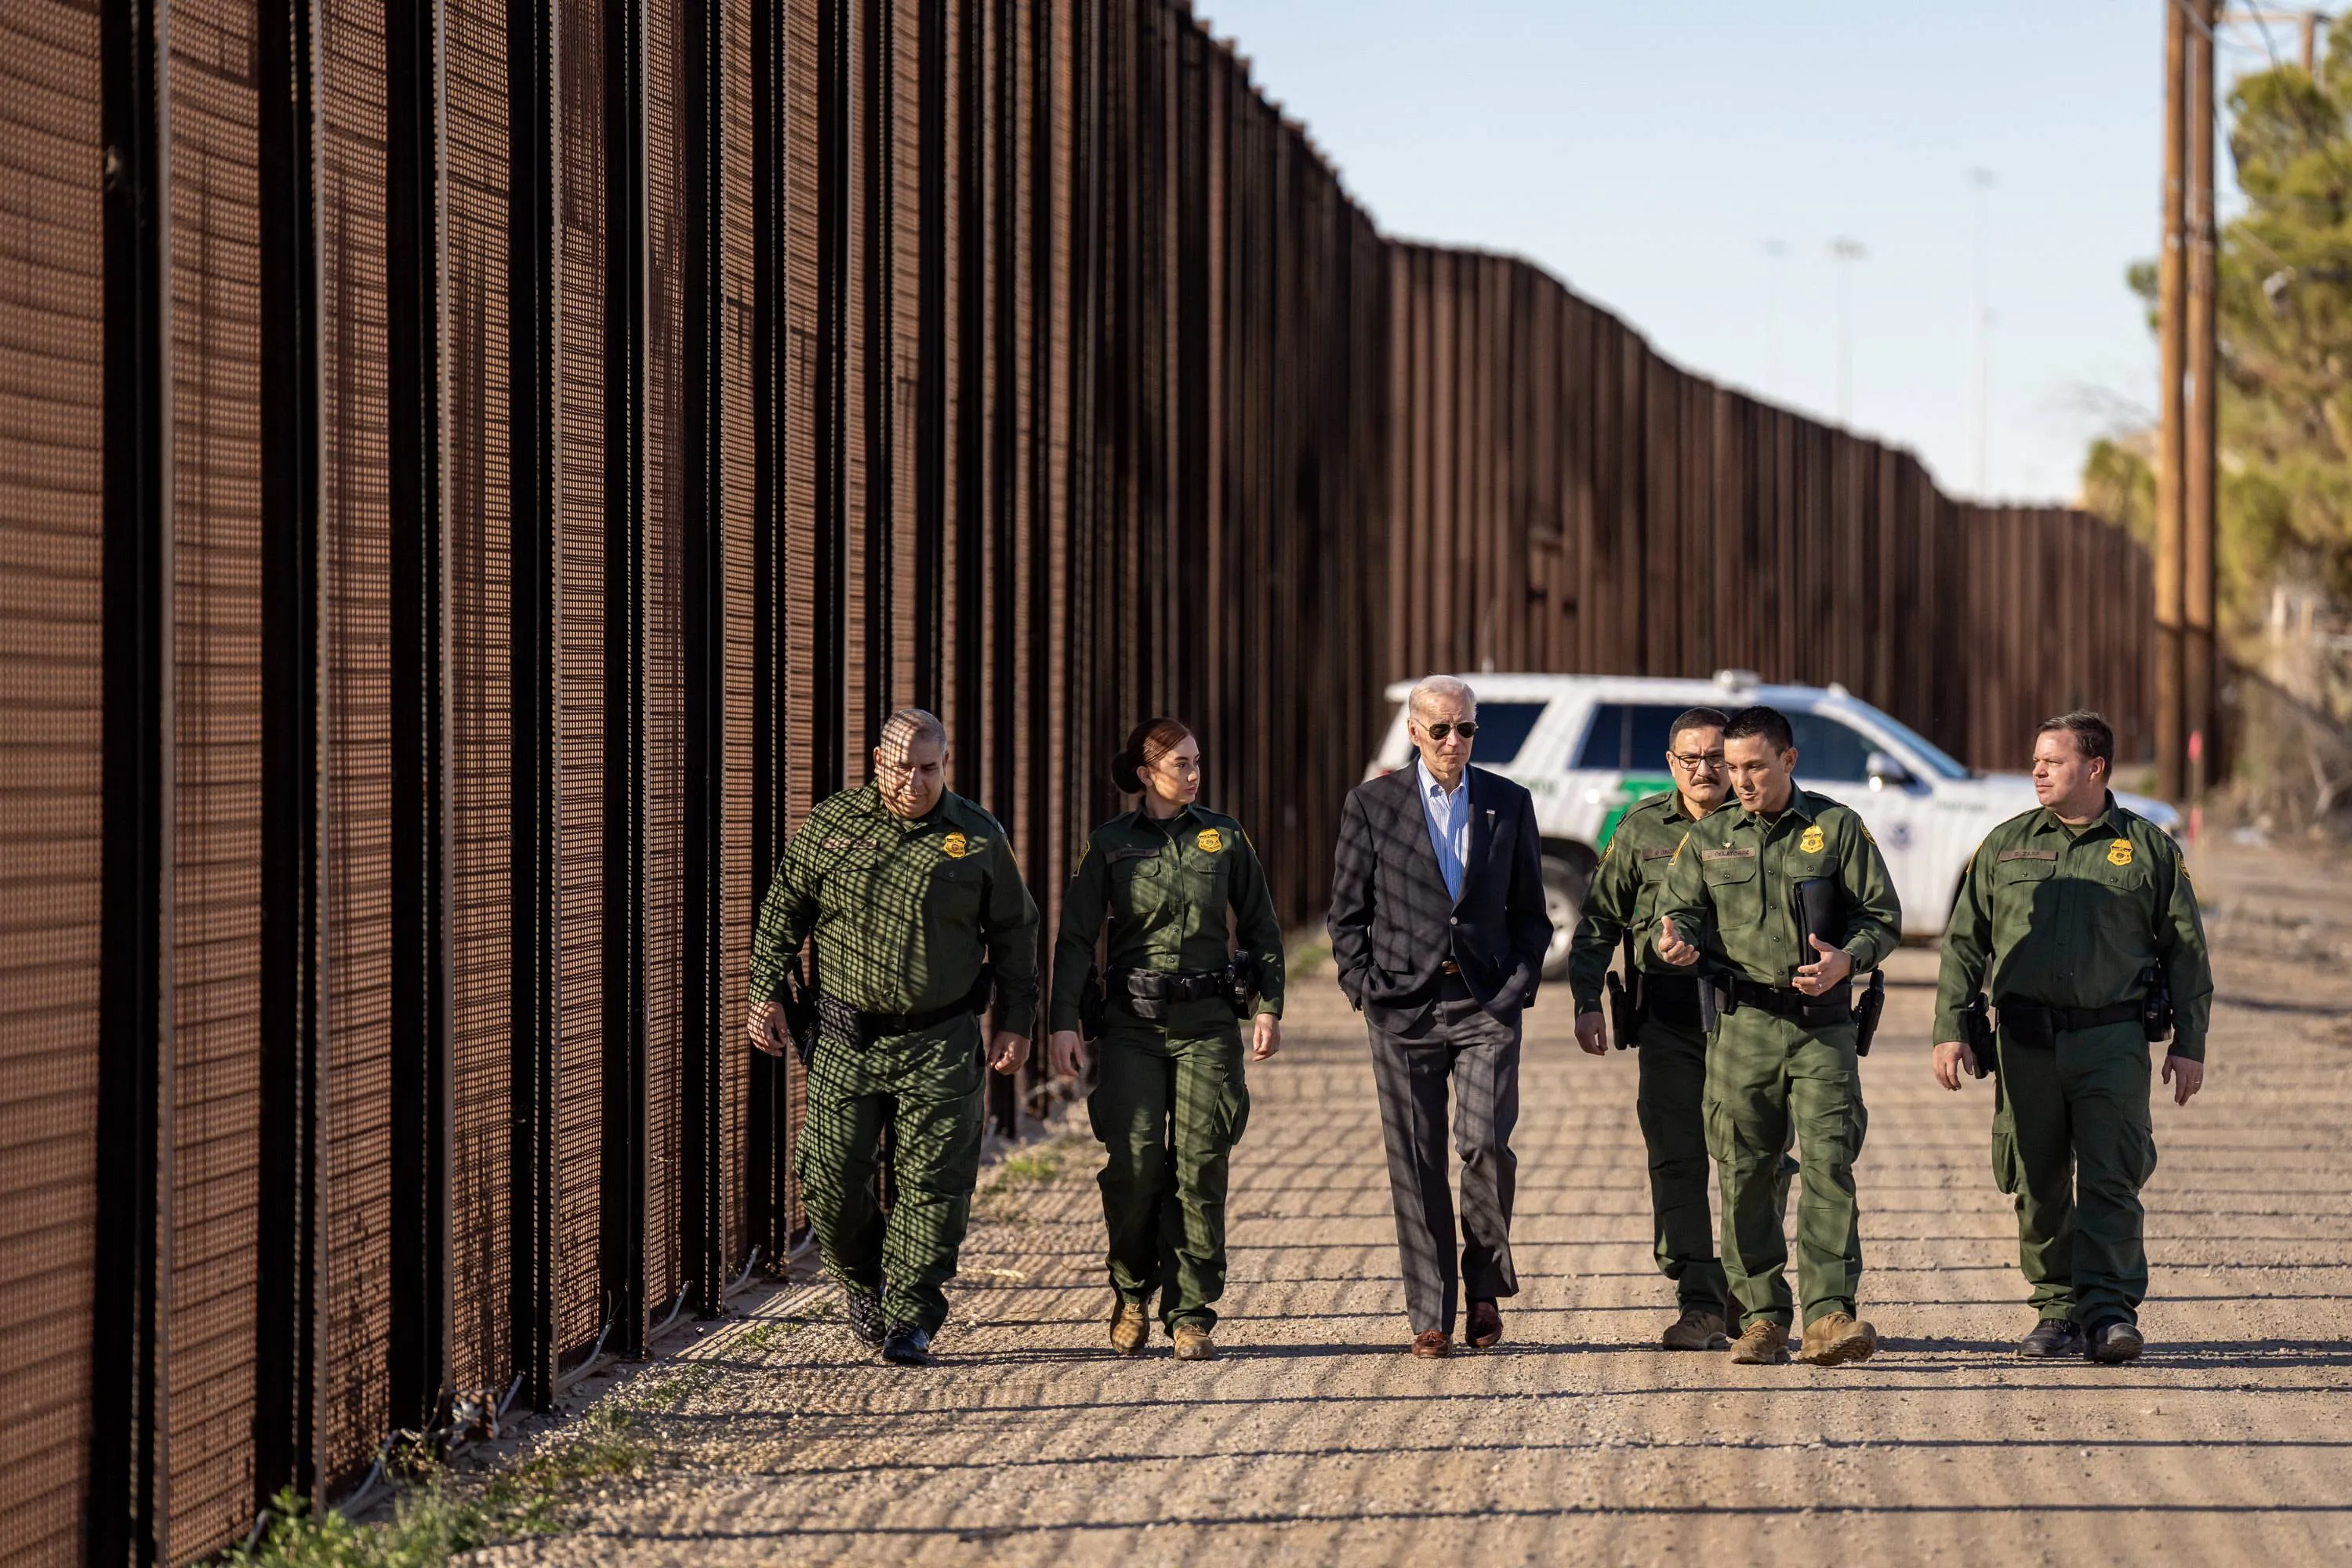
[0,1,105,1557]
[1384,244,2154,764]
[3,2,2159,1559]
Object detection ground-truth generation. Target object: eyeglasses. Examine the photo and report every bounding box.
[1669,751,1726,771]
[1420,721,1479,741]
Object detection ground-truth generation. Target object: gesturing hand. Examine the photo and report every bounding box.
[2162,1053,2205,1105]
[1931,1040,1978,1091]
[1573,1011,1609,1055]
[748,999,789,1057]
[1655,916,1700,967]
[1792,935,1853,996]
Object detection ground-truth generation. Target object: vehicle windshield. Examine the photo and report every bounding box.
[1849,706,1970,779]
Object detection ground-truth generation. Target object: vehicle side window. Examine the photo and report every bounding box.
[1465,701,1547,765]
[1787,711,1872,783]
[1570,702,1689,771]
[1573,704,1628,769]
[1624,706,1684,768]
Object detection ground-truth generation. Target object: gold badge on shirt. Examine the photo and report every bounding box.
[942,832,971,858]
[2107,838,2132,867]
[1196,828,1224,854]
[1799,825,1826,855]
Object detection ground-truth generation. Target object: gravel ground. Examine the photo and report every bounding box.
[472,840,2352,1566]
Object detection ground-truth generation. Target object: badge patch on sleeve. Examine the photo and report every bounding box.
[1799,825,1826,855]
[2107,838,2132,867]
[1196,828,1224,854]
[942,832,971,858]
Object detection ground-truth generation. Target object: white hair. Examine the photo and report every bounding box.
[1407,675,1477,716]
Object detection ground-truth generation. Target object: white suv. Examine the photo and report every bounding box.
[1367,671,2180,979]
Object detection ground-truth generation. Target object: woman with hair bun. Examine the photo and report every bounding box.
[1047,717,1286,1362]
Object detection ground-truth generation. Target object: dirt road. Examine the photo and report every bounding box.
[474,840,2352,1565]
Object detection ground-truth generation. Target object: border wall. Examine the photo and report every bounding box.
[0,0,2147,1559]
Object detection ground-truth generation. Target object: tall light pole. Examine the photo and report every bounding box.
[1969,169,1996,495]
[1830,237,1867,424]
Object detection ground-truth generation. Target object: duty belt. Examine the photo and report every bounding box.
[1998,996,2140,1050]
[1729,976,1853,1027]
[1109,965,1228,1011]
[815,972,993,1047]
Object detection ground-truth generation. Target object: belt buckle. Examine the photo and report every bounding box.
[1440,960,1461,975]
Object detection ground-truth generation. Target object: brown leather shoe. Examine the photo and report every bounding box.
[1109,1301,1149,1356]
[1661,1308,1731,1352]
[1727,1319,1791,1364]
[1467,1300,1503,1349]
[1798,1310,1878,1367]
[1410,1329,1450,1358]
[1171,1323,1216,1361]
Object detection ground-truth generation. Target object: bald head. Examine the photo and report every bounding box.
[874,707,949,817]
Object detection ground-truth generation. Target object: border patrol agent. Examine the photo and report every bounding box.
[747,708,1039,1367]
[1933,709,2211,1365]
[1570,705,1791,1352]
[1656,704,1901,1367]
[1047,718,1285,1363]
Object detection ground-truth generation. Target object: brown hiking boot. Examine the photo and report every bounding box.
[1798,1311,1878,1367]
[1109,1301,1149,1356]
[1410,1329,1450,1359]
[1172,1324,1217,1361]
[1726,1319,1791,1364]
[1662,1308,1731,1352]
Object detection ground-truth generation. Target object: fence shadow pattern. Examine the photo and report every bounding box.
[0,0,2147,1561]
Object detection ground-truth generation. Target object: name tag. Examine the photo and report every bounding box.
[1700,848,1755,863]
[1997,849,2058,863]
[1639,848,1675,862]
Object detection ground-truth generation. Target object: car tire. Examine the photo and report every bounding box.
[1540,855,1591,982]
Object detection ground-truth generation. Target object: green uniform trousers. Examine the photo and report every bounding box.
[1704,1007,1867,1330]
[796,1014,986,1338]
[1635,1018,1730,1316]
[1991,1020,2158,1330]
[1087,1007,1251,1330]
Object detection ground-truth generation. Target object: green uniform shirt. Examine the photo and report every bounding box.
[1933,793,2212,1062]
[747,783,1041,1036]
[1048,803,1286,1032]
[1566,790,1725,1015]
[1655,786,1902,985]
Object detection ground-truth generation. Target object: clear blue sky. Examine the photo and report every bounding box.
[1203,0,2281,504]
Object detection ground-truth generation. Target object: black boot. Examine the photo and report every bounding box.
[880,1325,934,1366]
[2085,1320,2144,1364]
[840,1283,886,1349]
[2016,1319,2084,1359]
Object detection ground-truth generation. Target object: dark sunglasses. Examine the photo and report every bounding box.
[1421,720,1479,740]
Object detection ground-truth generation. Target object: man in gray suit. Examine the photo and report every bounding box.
[1327,676,1554,1357]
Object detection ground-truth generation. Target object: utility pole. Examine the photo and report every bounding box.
[1969,169,1996,495]
[2187,0,2220,798]
[1830,237,1866,425]
[2155,0,2188,800]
